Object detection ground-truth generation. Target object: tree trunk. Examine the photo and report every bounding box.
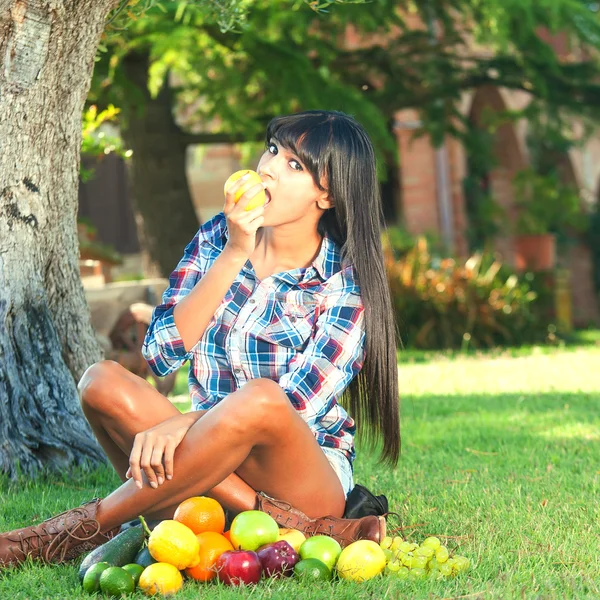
[0,0,115,477]
[120,51,200,277]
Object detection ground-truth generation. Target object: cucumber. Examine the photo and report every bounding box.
[78,525,145,581]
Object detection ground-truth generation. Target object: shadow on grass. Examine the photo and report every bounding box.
[396,328,600,365]
[401,389,598,419]
[354,390,599,501]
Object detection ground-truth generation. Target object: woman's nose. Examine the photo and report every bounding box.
[258,155,279,180]
[258,164,275,180]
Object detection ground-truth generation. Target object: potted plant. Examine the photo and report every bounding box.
[512,168,587,271]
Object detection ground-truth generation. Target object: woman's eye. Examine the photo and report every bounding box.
[289,160,303,171]
[268,143,278,154]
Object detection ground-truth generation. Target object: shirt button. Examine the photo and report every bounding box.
[234,368,242,374]
[249,298,256,304]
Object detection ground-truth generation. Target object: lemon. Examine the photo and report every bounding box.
[148,520,200,570]
[223,170,266,210]
[336,540,387,582]
[138,563,183,597]
[98,566,135,597]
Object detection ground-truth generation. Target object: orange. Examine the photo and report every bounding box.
[185,532,234,582]
[174,496,226,535]
[223,530,232,543]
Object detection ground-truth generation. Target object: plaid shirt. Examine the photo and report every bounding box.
[143,212,364,462]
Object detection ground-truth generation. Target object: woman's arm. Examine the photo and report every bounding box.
[143,177,265,373]
[127,409,208,488]
[175,178,266,350]
[173,246,246,351]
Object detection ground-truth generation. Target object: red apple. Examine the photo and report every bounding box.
[257,540,300,578]
[216,550,262,586]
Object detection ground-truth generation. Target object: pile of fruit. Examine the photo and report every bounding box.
[78,496,471,596]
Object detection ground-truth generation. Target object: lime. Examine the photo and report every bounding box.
[82,561,110,593]
[122,563,145,585]
[99,566,135,597]
[294,558,332,581]
[134,546,158,568]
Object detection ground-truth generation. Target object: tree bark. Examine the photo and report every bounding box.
[120,51,200,277]
[0,0,115,476]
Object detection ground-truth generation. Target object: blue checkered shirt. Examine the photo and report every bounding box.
[143,213,365,461]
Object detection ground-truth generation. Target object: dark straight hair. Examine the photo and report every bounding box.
[265,110,400,465]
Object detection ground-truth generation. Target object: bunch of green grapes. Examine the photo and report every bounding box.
[379,535,471,581]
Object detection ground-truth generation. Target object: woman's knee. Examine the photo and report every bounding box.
[230,378,291,432]
[78,360,128,411]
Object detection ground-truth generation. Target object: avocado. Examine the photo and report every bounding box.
[134,546,158,568]
[78,525,145,581]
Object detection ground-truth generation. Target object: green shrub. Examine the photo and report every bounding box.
[384,237,551,349]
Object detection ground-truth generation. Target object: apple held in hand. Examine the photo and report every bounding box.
[223,170,266,211]
[257,540,300,578]
[216,550,262,586]
[230,510,279,552]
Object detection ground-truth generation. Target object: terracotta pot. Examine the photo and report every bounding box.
[514,234,556,271]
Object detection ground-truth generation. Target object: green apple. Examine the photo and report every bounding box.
[277,528,306,553]
[230,510,279,552]
[298,535,342,571]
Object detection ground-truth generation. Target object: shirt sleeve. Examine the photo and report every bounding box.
[142,214,224,376]
[277,271,365,430]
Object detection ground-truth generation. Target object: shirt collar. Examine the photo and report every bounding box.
[310,232,341,281]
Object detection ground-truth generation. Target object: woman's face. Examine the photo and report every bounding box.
[256,138,332,228]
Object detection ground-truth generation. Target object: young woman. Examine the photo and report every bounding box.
[0,110,400,567]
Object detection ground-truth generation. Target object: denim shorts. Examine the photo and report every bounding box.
[322,447,354,499]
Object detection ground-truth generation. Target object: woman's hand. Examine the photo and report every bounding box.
[223,174,266,259]
[127,412,200,489]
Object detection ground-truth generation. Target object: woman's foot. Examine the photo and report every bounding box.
[0,499,119,568]
[256,492,386,548]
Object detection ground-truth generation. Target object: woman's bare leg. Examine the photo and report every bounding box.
[79,363,346,533]
[78,361,257,519]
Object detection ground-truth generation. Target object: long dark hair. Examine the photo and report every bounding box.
[266,110,400,465]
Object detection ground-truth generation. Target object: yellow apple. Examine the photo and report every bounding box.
[277,528,306,553]
[223,169,266,211]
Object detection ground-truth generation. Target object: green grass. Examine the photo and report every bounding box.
[1,346,599,598]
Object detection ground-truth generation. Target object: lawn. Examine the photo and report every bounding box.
[1,343,599,599]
